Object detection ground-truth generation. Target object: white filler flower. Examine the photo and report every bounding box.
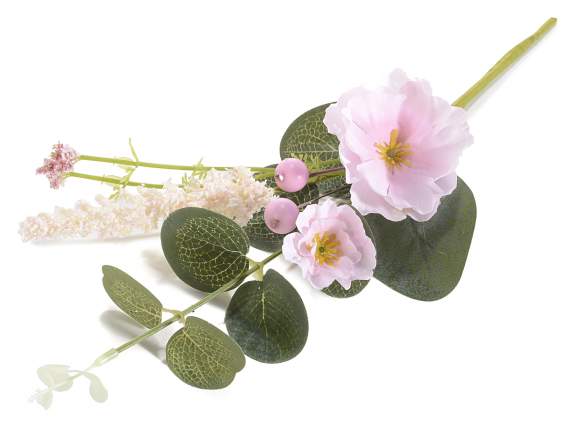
[20,167,274,241]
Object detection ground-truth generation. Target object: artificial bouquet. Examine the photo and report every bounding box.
[23,18,556,408]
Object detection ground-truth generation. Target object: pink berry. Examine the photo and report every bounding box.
[264,198,299,234]
[275,158,309,193]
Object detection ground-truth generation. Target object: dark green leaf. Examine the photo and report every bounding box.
[314,174,350,199]
[101,265,162,328]
[166,317,246,389]
[243,210,284,253]
[279,104,348,198]
[280,103,340,164]
[161,207,250,292]
[225,269,308,363]
[367,177,477,301]
[322,280,368,298]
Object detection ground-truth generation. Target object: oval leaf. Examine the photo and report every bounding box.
[279,103,348,197]
[33,389,53,409]
[161,207,250,292]
[166,317,246,389]
[82,372,108,403]
[366,177,477,301]
[102,265,162,328]
[37,365,73,391]
[225,269,309,363]
[280,103,339,164]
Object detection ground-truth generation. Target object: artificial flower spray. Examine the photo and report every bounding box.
[25,18,556,408]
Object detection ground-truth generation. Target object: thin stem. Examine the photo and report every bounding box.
[66,172,165,189]
[299,184,351,208]
[253,171,276,181]
[78,155,274,174]
[309,166,345,178]
[254,165,345,181]
[112,250,282,355]
[453,17,557,109]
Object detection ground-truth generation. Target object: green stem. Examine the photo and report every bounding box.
[66,172,165,189]
[309,166,345,178]
[307,170,345,186]
[255,165,346,181]
[78,155,274,174]
[39,251,284,391]
[300,184,351,208]
[453,17,557,109]
[105,250,282,356]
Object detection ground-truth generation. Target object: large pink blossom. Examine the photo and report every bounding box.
[282,199,376,289]
[323,70,473,221]
[36,143,79,189]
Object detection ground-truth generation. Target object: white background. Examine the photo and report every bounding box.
[1,1,571,428]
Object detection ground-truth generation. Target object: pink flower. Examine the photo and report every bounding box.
[282,199,376,289]
[323,70,473,221]
[36,143,78,189]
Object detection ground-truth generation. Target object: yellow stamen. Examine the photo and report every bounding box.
[308,232,342,266]
[374,129,413,170]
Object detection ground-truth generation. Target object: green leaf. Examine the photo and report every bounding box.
[225,269,308,363]
[279,103,348,198]
[366,177,477,301]
[280,103,340,164]
[243,210,284,253]
[244,166,319,252]
[161,207,250,292]
[166,316,246,389]
[314,174,350,199]
[322,280,369,298]
[101,265,162,328]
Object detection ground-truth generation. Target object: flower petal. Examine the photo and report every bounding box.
[327,71,472,222]
[350,179,406,221]
[356,159,391,196]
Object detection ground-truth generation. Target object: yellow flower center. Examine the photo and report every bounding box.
[309,232,342,266]
[374,129,412,169]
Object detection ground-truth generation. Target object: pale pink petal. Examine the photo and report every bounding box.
[388,69,409,91]
[398,80,434,144]
[435,173,458,195]
[350,180,406,221]
[324,70,472,222]
[339,140,363,183]
[409,143,464,178]
[281,198,377,289]
[356,159,391,196]
[388,169,441,215]
[282,233,302,264]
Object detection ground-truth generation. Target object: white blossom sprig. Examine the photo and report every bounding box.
[20,167,274,241]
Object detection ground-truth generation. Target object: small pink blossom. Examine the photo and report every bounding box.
[36,143,79,189]
[282,199,376,289]
[324,70,473,221]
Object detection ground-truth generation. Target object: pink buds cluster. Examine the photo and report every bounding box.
[263,158,310,234]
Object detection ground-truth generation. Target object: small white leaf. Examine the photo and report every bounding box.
[32,389,53,410]
[82,372,108,403]
[37,365,73,391]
